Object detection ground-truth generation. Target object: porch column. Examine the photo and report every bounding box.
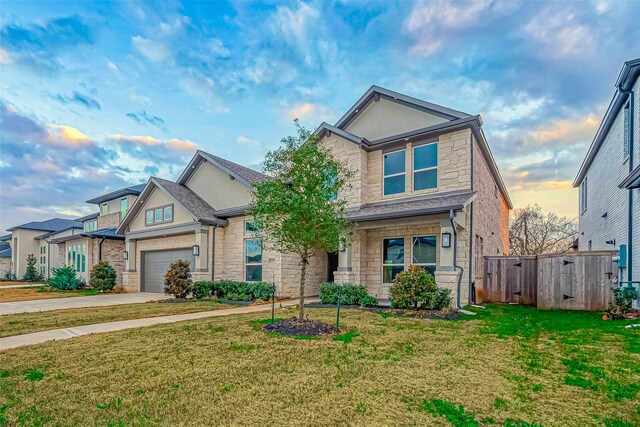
[124,239,136,272]
[194,229,209,273]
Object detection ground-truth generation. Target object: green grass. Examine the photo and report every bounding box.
[0,304,638,426]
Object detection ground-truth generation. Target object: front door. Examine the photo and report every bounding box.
[327,252,339,282]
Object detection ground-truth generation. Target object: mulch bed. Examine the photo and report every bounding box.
[262,317,337,337]
[304,302,461,320]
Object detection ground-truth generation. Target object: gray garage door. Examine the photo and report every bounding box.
[143,249,195,293]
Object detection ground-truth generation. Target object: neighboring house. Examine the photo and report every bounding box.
[574,58,640,289]
[117,86,511,307]
[0,236,12,278]
[5,218,83,279]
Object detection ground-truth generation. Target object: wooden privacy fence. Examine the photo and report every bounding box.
[479,251,618,311]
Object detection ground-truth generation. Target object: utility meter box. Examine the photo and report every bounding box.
[618,244,627,268]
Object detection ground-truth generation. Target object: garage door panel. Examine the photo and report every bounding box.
[143,249,195,293]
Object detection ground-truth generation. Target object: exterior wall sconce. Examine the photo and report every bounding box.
[605,239,616,245]
[122,251,128,260]
[441,232,451,248]
[338,241,345,252]
[192,245,200,256]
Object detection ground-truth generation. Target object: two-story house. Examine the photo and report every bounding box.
[574,58,639,289]
[116,86,511,307]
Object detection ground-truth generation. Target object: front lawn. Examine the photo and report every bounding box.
[0,305,638,426]
[0,300,232,338]
[0,286,100,303]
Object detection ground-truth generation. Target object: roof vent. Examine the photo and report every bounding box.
[602,212,608,218]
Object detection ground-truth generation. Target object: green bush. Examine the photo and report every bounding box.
[251,282,275,301]
[319,282,378,306]
[163,259,192,299]
[49,265,83,290]
[192,281,215,299]
[89,260,117,292]
[225,292,252,301]
[390,265,451,310]
[212,280,274,301]
[608,284,638,318]
[23,253,44,281]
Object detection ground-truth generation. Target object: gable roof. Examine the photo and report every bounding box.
[0,241,11,258]
[334,85,471,131]
[177,150,267,187]
[116,177,227,234]
[574,58,640,187]
[85,183,146,205]
[7,218,83,233]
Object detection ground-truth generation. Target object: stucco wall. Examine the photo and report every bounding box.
[11,229,42,278]
[0,257,10,278]
[186,161,252,210]
[345,98,448,141]
[128,187,195,232]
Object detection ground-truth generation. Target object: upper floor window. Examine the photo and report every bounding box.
[145,204,174,226]
[120,197,128,220]
[623,102,630,160]
[100,203,109,215]
[245,220,261,234]
[413,143,438,191]
[580,178,587,214]
[83,219,97,232]
[382,237,404,283]
[383,150,405,195]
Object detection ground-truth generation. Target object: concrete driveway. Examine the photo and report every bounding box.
[0,292,170,315]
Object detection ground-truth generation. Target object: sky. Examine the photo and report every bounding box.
[1,0,639,233]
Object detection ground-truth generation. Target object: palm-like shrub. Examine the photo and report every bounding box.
[164,259,192,298]
[50,265,83,290]
[89,260,117,292]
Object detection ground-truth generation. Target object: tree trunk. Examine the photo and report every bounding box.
[299,256,308,321]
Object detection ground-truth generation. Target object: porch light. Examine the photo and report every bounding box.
[192,245,200,256]
[122,251,128,260]
[441,232,451,248]
[338,241,345,252]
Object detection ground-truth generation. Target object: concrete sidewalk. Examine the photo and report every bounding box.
[0,292,170,315]
[0,284,45,289]
[0,299,307,351]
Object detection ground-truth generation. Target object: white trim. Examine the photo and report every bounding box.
[382,236,405,284]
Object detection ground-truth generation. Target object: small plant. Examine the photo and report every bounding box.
[607,284,638,319]
[163,259,192,298]
[319,282,378,306]
[22,253,44,281]
[49,265,83,290]
[89,260,116,292]
[210,280,275,301]
[251,281,275,301]
[4,271,16,280]
[359,294,379,307]
[390,265,451,310]
[192,281,214,299]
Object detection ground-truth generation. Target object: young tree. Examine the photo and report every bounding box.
[90,260,117,292]
[250,121,353,321]
[509,205,578,255]
[23,253,43,281]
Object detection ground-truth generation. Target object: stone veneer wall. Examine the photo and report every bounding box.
[94,239,126,287]
[321,134,366,208]
[98,212,121,229]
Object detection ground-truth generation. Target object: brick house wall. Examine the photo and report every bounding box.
[98,212,121,229]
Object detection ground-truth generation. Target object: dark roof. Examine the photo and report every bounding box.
[85,183,146,205]
[0,242,11,258]
[574,58,640,186]
[7,218,83,233]
[347,190,476,222]
[0,234,10,241]
[619,164,640,189]
[177,150,267,186]
[77,212,99,222]
[82,228,125,240]
[152,177,221,224]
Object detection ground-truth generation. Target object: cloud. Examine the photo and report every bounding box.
[132,36,173,63]
[286,102,335,121]
[523,7,595,58]
[268,2,321,65]
[126,111,166,129]
[52,91,101,110]
[0,15,92,71]
[237,135,264,151]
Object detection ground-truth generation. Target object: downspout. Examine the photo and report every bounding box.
[98,237,106,261]
[449,209,464,309]
[211,225,216,281]
[619,86,635,283]
[468,132,475,304]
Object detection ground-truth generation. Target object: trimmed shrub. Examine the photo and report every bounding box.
[251,282,275,301]
[319,282,378,306]
[50,265,83,290]
[164,259,192,299]
[23,254,44,281]
[390,265,451,310]
[193,281,215,300]
[211,280,275,301]
[89,260,117,292]
[225,292,253,301]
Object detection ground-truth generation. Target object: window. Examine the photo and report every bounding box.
[623,102,630,159]
[67,244,86,273]
[413,143,438,191]
[40,246,46,275]
[580,178,588,214]
[84,219,97,232]
[383,238,404,283]
[120,197,128,220]
[245,220,260,234]
[100,203,109,215]
[245,238,262,281]
[383,150,405,195]
[412,236,436,276]
[145,204,174,226]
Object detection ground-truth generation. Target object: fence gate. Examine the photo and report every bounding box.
[478,251,617,310]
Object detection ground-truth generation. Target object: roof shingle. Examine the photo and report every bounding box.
[7,218,83,233]
[152,177,220,223]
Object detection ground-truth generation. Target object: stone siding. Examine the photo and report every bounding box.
[98,212,121,229]
[321,134,366,208]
